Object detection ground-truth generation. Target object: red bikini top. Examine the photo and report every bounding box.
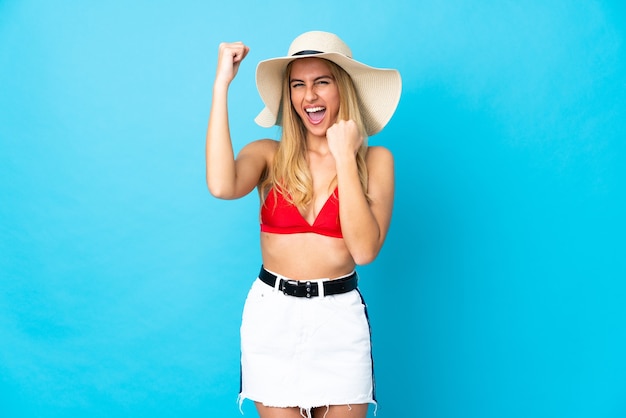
[260,187,343,238]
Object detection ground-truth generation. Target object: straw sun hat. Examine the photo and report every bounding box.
[254,31,402,136]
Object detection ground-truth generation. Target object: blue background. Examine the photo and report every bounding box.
[1,1,625,417]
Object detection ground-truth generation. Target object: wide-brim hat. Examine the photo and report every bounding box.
[255,31,402,137]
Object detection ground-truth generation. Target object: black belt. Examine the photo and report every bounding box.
[258,266,358,298]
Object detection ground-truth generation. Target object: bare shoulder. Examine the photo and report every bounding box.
[366,145,394,170]
[238,138,279,163]
[254,138,280,149]
[241,138,279,155]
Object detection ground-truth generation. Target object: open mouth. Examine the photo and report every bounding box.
[305,106,326,124]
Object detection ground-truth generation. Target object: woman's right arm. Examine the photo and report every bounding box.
[206,42,270,199]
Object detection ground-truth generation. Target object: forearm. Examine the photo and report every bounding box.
[336,158,383,265]
[205,83,237,197]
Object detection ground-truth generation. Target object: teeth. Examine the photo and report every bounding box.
[305,106,325,113]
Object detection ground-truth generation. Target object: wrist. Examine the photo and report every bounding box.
[212,81,230,98]
[213,74,232,90]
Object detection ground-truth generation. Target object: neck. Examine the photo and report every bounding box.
[306,133,330,156]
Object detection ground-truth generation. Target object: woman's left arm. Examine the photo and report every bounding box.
[328,121,395,265]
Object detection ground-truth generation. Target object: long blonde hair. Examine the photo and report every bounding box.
[261,58,370,210]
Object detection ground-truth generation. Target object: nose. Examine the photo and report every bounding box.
[304,84,318,102]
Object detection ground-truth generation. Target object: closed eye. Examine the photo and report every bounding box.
[290,76,333,89]
[315,76,333,85]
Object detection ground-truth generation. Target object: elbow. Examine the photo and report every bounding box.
[351,247,380,266]
[206,179,235,200]
[208,188,235,200]
[345,232,384,265]
[206,181,224,198]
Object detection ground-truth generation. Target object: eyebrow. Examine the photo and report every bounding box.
[290,75,333,83]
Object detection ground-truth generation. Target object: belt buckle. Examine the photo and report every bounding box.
[282,279,314,298]
[283,279,297,296]
[283,280,313,298]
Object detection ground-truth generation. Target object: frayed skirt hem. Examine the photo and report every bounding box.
[237,393,378,417]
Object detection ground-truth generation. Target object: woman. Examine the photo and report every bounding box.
[206,31,401,418]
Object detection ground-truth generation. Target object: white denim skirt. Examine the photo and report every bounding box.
[238,271,376,412]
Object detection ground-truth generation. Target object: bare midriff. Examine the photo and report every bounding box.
[260,231,356,281]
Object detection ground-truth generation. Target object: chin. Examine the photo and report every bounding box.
[304,123,327,137]
[310,128,329,139]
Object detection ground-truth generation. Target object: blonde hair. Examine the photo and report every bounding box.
[261,58,370,210]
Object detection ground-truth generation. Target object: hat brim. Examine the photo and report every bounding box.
[255,52,401,137]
